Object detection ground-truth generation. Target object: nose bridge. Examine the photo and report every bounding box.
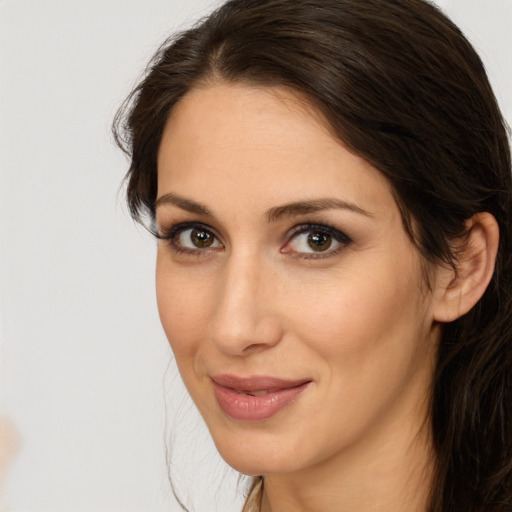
[209,250,282,355]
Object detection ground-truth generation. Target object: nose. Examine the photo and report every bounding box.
[208,253,284,356]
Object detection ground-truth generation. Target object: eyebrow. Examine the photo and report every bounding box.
[265,198,371,222]
[155,193,371,221]
[155,193,213,217]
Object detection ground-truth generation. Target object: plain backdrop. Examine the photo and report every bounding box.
[0,1,510,511]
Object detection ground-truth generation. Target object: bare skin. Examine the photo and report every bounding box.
[154,83,498,512]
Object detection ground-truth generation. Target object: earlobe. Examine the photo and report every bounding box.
[433,212,499,323]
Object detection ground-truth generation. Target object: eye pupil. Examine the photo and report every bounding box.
[191,228,213,248]
[307,232,332,251]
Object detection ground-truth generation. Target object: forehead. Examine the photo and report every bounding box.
[156,82,394,217]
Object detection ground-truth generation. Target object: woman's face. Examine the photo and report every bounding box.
[155,83,442,476]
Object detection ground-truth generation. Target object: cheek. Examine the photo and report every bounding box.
[155,258,213,364]
[288,254,431,383]
[282,264,434,450]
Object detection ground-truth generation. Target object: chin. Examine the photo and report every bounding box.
[209,427,313,477]
[219,451,292,477]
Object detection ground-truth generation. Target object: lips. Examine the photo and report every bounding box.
[211,375,311,421]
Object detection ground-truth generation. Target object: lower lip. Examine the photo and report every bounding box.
[212,381,310,421]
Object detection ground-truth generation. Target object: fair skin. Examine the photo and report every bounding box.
[154,83,499,512]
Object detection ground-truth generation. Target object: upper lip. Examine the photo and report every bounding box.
[211,374,311,392]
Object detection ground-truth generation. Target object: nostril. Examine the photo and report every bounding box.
[242,342,268,353]
[209,313,284,356]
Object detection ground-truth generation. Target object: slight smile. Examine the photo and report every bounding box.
[211,375,312,421]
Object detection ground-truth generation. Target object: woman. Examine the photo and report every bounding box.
[113,0,512,510]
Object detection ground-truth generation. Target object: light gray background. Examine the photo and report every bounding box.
[0,1,510,511]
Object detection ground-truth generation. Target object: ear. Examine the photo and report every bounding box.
[433,212,499,323]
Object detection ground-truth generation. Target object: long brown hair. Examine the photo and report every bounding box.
[113,1,512,510]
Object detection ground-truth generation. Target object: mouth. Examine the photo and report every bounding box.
[211,375,312,421]
[236,389,274,396]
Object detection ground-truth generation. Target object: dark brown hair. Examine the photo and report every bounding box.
[113,0,512,510]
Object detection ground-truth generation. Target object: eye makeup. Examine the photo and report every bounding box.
[281,222,353,260]
[156,221,223,256]
[156,218,353,261]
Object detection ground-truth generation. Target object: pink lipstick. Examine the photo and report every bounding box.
[211,375,311,421]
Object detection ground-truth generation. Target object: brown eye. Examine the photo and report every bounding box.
[173,225,222,250]
[284,223,352,258]
[191,228,214,248]
[307,232,332,252]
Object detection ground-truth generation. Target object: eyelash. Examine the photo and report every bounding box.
[157,222,222,256]
[284,223,352,260]
[157,221,352,259]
